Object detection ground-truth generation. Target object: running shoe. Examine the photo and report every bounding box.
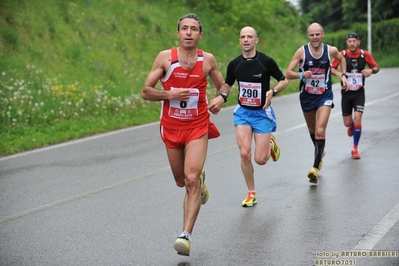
[270,135,280,161]
[318,149,326,170]
[241,192,257,207]
[200,169,209,205]
[351,149,361,159]
[307,167,319,184]
[347,125,353,137]
[173,235,191,256]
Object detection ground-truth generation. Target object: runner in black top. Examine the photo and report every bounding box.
[225,50,286,110]
[225,26,288,207]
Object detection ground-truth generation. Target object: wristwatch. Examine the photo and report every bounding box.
[272,88,278,97]
[219,92,228,103]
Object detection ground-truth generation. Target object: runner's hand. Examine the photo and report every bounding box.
[263,90,273,109]
[208,96,224,115]
[170,89,191,101]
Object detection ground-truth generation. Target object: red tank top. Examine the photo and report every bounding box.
[160,48,209,129]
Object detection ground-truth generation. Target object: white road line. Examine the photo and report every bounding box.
[329,91,399,119]
[354,202,399,250]
[2,91,399,163]
[0,165,170,223]
[0,122,158,162]
[1,89,399,226]
[365,91,399,106]
[347,92,399,251]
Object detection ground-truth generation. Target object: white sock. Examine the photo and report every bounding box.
[180,231,192,242]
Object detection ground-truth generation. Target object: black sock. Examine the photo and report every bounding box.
[314,139,325,169]
[310,133,316,146]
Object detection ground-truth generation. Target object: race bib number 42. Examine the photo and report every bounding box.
[169,87,199,119]
[305,74,326,94]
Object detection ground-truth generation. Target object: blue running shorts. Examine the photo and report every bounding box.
[233,105,277,133]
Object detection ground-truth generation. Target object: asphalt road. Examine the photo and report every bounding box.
[1,68,398,266]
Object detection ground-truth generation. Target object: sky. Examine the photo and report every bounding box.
[287,0,299,7]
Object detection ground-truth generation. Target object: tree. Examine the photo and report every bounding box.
[299,0,399,31]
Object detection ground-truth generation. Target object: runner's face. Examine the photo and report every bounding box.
[307,28,324,49]
[346,38,360,53]
[239,29,258,53]
[177,18,202,49]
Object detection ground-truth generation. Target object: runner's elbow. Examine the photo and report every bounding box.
[141,88,152,100]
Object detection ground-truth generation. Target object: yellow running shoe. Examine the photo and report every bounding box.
[173,235,191,256]
[241,192,257,207]
[270,134,280,161]
[200,169,209,205]
[307,167,319,184]
[318,149,326,170]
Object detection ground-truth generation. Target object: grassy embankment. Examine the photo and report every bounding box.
[0,0,398,156]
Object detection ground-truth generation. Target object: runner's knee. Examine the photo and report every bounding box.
[240,148,251,162]
[255,156,267,165]
[184,172,200,188]
[174,174,185,187]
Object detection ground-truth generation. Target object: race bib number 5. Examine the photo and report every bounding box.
[239,81,262,107]
[169,87,199,119]
[347,73,363,91]
[305,74,326,94]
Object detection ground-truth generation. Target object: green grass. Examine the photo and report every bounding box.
[371,51,399,68]
[0,0,397,156]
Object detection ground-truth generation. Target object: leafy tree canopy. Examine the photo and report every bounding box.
[299,0,399,31]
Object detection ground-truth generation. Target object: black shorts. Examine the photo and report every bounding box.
[341,87,365,116]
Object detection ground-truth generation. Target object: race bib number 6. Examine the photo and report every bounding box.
[169,87,199,119]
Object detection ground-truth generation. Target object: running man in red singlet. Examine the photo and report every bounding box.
[285,23,348,184]
[141,13,230,257]
[331,32,379,159]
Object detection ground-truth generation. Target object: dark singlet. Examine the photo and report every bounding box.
[299,43,332,95]
[343,49,366,91]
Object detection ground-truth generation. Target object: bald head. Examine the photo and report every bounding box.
[239,26,258,55]
[307,23,324,48]
[240,26,257,38]
[307,23,324,34]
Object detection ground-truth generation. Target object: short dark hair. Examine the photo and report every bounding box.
[177,13,203,33]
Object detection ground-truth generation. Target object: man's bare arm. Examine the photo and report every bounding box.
[285,47,304,79]
[141,50,191,102]
[330,46,348,89]
[205,52,230,115]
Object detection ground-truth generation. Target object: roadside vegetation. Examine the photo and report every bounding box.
[1,0,398,156]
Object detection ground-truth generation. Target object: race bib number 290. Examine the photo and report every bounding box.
[168,87,199,119]
[239,81,262,107]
